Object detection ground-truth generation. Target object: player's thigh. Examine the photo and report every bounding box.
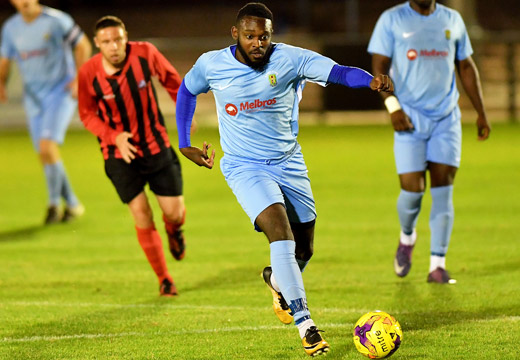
[256,203,294,242]
[147,149,183,198]
[426,110,462,171]
[104,158,146,204]
[394,131,428,175]
[40,92,76,145]
[278,151,316,224]
[221,157,285,231]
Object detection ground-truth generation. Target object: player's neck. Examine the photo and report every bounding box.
[409,1,436,16]
[20,4,42,23]
[101,56,126,76]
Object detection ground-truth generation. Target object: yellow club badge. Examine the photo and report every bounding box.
[44,33,51,41]
[268,73,277,87]
[445,30,451,40]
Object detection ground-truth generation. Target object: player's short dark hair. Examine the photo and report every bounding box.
[94,16,126,35]
[236,2,273,24]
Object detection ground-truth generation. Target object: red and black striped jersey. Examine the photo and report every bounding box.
[78,41,181,160]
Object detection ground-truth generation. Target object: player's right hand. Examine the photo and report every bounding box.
[180,141,215,169]
[390,110,414,132]
[115,132,137,164]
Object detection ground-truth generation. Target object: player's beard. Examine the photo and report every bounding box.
[236,40,274,72]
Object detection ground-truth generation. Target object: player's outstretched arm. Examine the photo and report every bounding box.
[180,142,215,169]
[456,56,491,141]
[176,79,215,168]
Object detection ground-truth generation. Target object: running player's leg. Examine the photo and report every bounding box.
[105,158,174,295]
[425,110,461,284]
[150,148,186,261]
[393,128,428,276]
[40,90,82,222]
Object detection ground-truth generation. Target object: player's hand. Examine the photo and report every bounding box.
[0,85,7,103]
[370,74,393,93]
[115,132,137,164]
[390,110,414,132]
[67,77,79,99]
[180,141,215,169]
[476,114,491,141]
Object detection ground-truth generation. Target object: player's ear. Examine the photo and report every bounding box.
[93,36,100,49]
[231,26,238,40]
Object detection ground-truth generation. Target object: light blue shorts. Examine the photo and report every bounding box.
[394,106,462,174]
[24,85,77,150]
[220,144,316,231]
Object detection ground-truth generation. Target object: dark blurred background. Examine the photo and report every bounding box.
[1,0,519,126]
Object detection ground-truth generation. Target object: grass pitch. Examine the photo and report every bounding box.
[0,122,519,359]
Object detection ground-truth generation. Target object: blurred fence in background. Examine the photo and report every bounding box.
[1,1,519,129]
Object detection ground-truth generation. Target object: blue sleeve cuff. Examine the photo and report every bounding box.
[176,80,197,148]
[327,64,373,88]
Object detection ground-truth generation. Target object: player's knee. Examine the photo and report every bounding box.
[39,140,60,164]
[163,207,184,225]
[295,246,313,262]
[132,206,154,226]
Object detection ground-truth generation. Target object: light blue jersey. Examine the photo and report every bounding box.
[1,6,83,147]
[1,6,82,104]
[184,43,336,161]
[368,2,472,120]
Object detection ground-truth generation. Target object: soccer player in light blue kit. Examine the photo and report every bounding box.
[368,0,491,284]
[0,0,91,224]
[175,3,393,356]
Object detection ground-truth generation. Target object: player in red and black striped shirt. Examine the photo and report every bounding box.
[78,16,185,296]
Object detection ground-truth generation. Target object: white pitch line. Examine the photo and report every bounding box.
[1,323,353,343]
[1,300,372,315]
[2,317,519,344]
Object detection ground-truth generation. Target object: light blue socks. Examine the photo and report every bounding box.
[397,189,424,235]
[270,240,311,325]
[429,185,454,256]
[44,161,79,207]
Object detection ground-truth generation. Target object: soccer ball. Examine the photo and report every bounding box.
[353,311,402,359]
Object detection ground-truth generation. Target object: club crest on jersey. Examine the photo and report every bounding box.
[43,33,51,41]
[445,30,451,40]
[225,103,238,116]
[268,73,277,87]
[138,79,147,89]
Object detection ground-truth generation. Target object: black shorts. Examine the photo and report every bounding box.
[104,147,183,203]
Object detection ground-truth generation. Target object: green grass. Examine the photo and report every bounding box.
[0,122,519,359]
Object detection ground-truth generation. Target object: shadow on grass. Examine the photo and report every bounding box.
[0,224,43,243]
[390,280,519,332]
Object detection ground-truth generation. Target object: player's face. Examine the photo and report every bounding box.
[232,16,273,66]
[95,26,128,67]
[10,0,39,16]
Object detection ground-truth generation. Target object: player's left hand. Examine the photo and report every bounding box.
[476,113,491,141]
[180,141,215,169]
[370,74,393,93]
[67,77,79,99]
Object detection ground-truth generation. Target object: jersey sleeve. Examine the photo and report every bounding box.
[54,9,84,48]
[454,12,473,61]
[77,64,120,145]
[287,46,337,86]
[147,43,181,102]
[367,11,394,57]
[0,22,16,59]
[183,53,211,95]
